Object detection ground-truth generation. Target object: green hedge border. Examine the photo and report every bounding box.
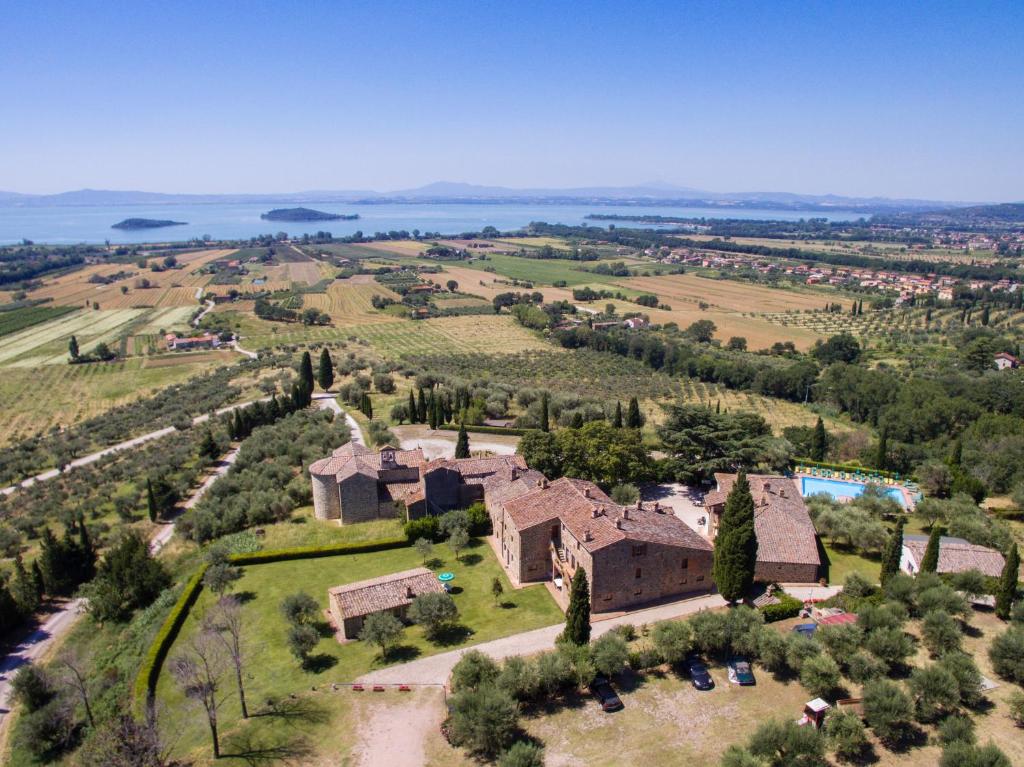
[437,423,528,436]
[133,537,410,709]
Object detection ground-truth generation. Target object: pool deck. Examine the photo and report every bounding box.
[794,471,917,510]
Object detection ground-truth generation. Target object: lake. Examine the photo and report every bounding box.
[0,201,868,245]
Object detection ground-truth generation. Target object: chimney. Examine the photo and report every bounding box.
[615,518,623,529]
[510,467,518,481]
[406,586,414,598]
[584,529,593,542]
[583,487,591,498]
[764,481,771,493]
[622,507,630,520]
[591,506,600,519]
[636,499,643,510]
[653,501,661,513]
[779,488,786,498]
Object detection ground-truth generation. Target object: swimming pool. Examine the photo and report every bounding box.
[799,476,908,508]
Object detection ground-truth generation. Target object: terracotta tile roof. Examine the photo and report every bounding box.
[501,477,710,553]
[328,567,445,620]
[712,473,820,568]
[483,470,547,506]
[309,441,423,478]
[903,535,1006,578]
[424,454,528,479]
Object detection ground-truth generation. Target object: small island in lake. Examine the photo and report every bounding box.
[260,207,359,222]
[111,218,187,230]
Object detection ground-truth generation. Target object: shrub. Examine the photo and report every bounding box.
[825,709,869,762]
[756,629,789,674]
[404,516,440,543]
[409,592,459,638]
[628,646,663,671]
[909,664,961,723]
[846,650,888,684]
[1008,690,1024,727]
[230,537,409,564]
[446,685,519,758]
[590,632,629,678]
[748,718,825,766]
[800,653,842,698]
[938,741,1011,767]
[280,592,319,625]
[818,623,863,665]
[938,714,976,745]
[938,652,985,708]
[10,666,54,712]
[988,626,1024,684]
[466,502,491,535]
[865,626,914,667]
[534,650,574,696]
[651,620,693,666]
[922,610,963,657]
[498,657,540,703]
[785,633,821,673]
[498,741,544,767]
[451,650,500,693]
[862,679,914,745]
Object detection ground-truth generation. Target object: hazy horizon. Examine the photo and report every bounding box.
[3,1,1022,201]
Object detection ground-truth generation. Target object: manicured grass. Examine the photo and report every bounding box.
[821,541,881,585]
[155,536,563,763]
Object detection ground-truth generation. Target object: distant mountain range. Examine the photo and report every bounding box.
[0,182,1000,213]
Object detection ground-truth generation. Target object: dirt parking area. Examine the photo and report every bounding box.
[393,424,520,459]
[351,686,447,767]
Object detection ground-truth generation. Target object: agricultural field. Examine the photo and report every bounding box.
[0,304,77,337]
[683,234,983,264]
[0,308,147,366]
[0,351,234,444]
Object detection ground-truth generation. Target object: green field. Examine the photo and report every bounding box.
[155,536,563,763]
[0,304,78,337]
[460,253,622,287]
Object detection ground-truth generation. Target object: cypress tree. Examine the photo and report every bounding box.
[361,393,373,420]
[428,395,439,429]
[810,417,828,462]
[920,525,943,574]
[995,543,1019,620]
[68,335,79,360]
[147,478,158,523]
[981,305,990,326]
[880,517,905,585]
[926,307,933,322]
[712,472,758,603]
[299,351,314,393]
[715,399,721,414]
[540,392,550,433]
[875,428,888,471]
[408,390,418,423]
[570,412,584,428]
[199,428,219,461]
[11,556,40,614]
[948,438,962,468]
[417,388,427,423]
[626,396,642,429]
[562,568,591,645]
[455,422,470,459]
[30,561,44,604]
[317,348,334,391]
[612,401,623,428]
[232,409,244,440]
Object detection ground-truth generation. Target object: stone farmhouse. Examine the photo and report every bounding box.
[705,473,821,584]
[328,567,445,640]
[487,476,714,613]
[309,441,527,524]
[901,534,1006,578]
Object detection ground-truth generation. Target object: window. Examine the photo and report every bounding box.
[634,588,642,596]
[602,593,612,602]
[681,557,689,569]
[635,567,642,579]
[696,575,704,582]
[679,577,687,585]
[631,544,647,557]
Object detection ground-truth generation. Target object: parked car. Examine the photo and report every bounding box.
[589,675,624,712]
[727,657,756,686]
[686,654,715,691]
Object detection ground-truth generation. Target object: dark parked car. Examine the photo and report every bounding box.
[686,654,715,691]
[589,675,624,712]
[727,657,756,686]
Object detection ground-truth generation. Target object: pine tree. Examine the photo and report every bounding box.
[11,556,40,614]
[626,396,642,429]
[875,428,888,471]
[455,422,470,459]
[712,472,758,603]
[68,335,79,360]
[612,401,623,428]
[299,351,314,394]
[995,543,1019,620]
[317,348,334,391]
[408,390,419,423]
[562,568,591,645]
[147,478,158,523]
[920,526,943,574]
[880,517,905,585]
[811,417,828,461]
[540,392,550,432]
[417,388,427,423]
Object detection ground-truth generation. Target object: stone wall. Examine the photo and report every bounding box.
[338,473,382,524]
[312,474,341,520]
[590,539,713,613]
[755,560,819,584]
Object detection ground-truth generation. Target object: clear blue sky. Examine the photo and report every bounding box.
[2,0,1022,201]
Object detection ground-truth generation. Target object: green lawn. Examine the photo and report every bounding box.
[155,536,563,763]
[820,540,881,585]
[459,253,622,287]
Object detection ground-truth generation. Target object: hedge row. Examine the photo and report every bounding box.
[133,537,411,707]
[759,593,804,623]
[133,563,208,710]
[438,423,528,436]
[794,458,897,480]
[227,537,409,565]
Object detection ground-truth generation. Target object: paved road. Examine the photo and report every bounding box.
[356,592,728,686]
[313,393,365,445]
[0,399,266,497]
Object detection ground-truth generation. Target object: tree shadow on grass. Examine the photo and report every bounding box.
[302,653,338,673]
[234,590,257,605]
[458,553,483,566]
[220,731,313,766]
[314,620,335,639]
[429,623,474,647]
[380,644,422,664]
[425,557,445,569]
[499,600,517,609]
[252,696,330,725]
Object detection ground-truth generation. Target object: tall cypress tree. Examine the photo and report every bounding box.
[428,394,439,429]
[11,556,40,614]
[68,335,80,360]
[626,397,642,429]
[417,388,427,423]
[810,417,828,462]
[147,478,158,523]
[920,526,943,574]
[712,472,758,604]
[612,401,623,428]
[562,568,591,645]
[408,390,419,424]
[455,422,470,459]
[880,517,905,585]
[995,543,1019,620]
[299,351,314,394]
[540,392,550,433]
[317,348,334,391]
